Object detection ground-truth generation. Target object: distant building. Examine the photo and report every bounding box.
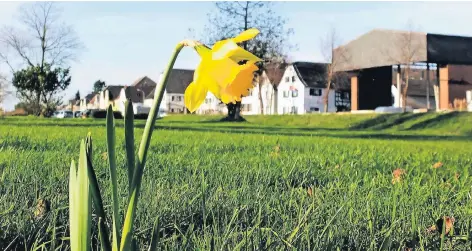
[79,93,97,111]
[79,76,158,115]
[277,62,350,114]
[334,29,472,111]
[145,69,193,114]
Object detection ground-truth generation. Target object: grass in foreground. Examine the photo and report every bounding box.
[0,112,471,250]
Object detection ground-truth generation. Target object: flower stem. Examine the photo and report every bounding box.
[120,42,186,250]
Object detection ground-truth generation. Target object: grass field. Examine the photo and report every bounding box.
[1,112,472,250]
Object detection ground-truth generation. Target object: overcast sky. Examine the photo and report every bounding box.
[1,1,472,111]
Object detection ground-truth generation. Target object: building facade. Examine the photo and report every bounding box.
[277,62,348,114]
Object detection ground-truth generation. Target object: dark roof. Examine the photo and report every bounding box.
[146,69,194,98]
[123,86,145,103]
[334,29,427,72]
[84,93,95,102]
[291,61,351,91]
[89,94,97,104]
[293,62,328,88]
[133,76,157,97]
[105,85,124,100]
[264,62,288,87]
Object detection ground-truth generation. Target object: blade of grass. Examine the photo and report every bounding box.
[107,105,121,251]
[148,217,160,251]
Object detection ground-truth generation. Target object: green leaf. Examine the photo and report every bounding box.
[124,100,136,195]
[69,140,92,251]
[107,105,121,251]
[121,42,185,251]
[148,217,160,251]
[85,134,112,251]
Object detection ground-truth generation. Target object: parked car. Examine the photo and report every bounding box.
[74,111,82,118]
[81,109,97,118]
[56,110,74,118]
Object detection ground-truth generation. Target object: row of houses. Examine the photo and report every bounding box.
[73,29,472,115]
[73,61,472,116]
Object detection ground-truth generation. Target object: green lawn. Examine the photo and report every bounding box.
[1,112,472,250]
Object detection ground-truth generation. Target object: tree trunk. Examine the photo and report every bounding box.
[324,80,331,113]
[402,69,409,113]
[222,102,245,122]
[36,92,42,116]
[258,76,264,115]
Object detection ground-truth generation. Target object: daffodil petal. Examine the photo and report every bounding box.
[184,81,208,113]
[212,40,262,62]
[233,28,260,43]
[195,45,212,59]
[194,58,222,99]
[211,40,228,53]
[207,58,239,88]
[225,62,258,97]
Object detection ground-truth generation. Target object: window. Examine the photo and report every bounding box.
[292,90,298,97]
[291,76,295,82]
[176,96,182,102]
[171,108,174,113]
[283,91,289,98]
[285,77,289,82]
[310,107,320,112]
[171,96,175,101]
[310,88,322,96]
[291,106,298,114]
[242,104,252,112]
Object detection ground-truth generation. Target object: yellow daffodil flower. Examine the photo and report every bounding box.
[184,28,263,113]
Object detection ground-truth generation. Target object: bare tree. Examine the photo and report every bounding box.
[203,1,293,121]
[320,27,351,113]
[0,2,82,114]
[0,74,11,114]
[398,23,422,112]
[262,59,288,114]
[381,21,423,112]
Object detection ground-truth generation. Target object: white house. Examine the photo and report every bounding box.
[277,62,349,114]
[240,71,278,115]
[79,76,158,116]
[196,93,227,115]
[144,69,194,114]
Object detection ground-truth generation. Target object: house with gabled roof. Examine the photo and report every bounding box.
[144,69,193,114]
[239,63,286,115]
[79,76,157,115]
[277,61,350,114]
[79,93,98,111]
